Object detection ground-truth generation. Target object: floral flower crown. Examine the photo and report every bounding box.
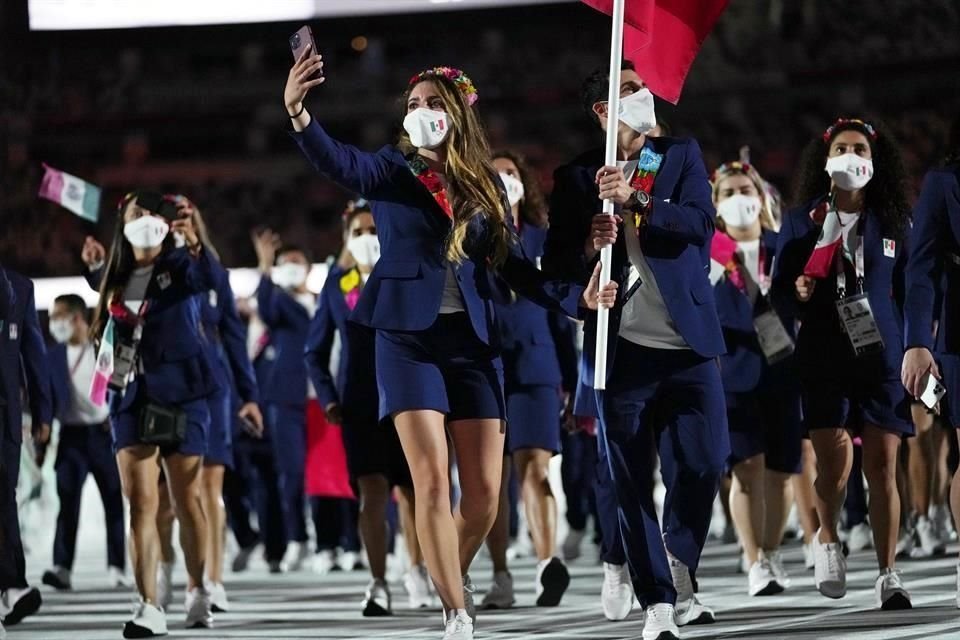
[409,66,478,106]
[822,118,877,142]
[710,160,753,183]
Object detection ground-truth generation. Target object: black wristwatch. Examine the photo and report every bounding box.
[626,189,652,212]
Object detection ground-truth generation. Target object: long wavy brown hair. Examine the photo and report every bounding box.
[492,149,548,228]
[399,74,510,267]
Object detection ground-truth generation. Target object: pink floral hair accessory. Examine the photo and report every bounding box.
[409,66,479,106]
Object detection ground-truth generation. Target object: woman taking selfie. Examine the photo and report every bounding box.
[284,51,614,640]
[84,192,219,637]
[709,161,802,596]
[772,118,912,610]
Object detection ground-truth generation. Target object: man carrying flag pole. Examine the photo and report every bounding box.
[543,1,729,638]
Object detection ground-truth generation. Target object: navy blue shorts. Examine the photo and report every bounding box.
[800,366,913,436]
[204,384,233,468]
[375,312,506,422]
[726,381,803,474]
[939,354,960,429]
[506,384,562,454]
[112,393,209,457]
[341,409,412,488]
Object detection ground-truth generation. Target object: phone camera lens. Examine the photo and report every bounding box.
[290,34,300,48]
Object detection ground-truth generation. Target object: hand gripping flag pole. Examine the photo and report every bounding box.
[593,0,625,390]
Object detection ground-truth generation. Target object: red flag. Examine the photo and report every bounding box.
[582,0,729,104]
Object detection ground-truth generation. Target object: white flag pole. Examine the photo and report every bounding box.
[593,0,625,391]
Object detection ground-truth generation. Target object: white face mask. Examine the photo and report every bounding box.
[617,88,657,134]
[123,215,170,249]
[403,108,451,150]
[49,317,74,344]
[499,172,525,207]
[717,194,762,229]
[271,262,308,289]
[825,153,874,191]
[346,234,381,268]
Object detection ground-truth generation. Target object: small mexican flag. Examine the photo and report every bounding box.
[89,318,115,407]
[38,163,101,222]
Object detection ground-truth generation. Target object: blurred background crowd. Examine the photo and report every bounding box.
[2,0,959,276]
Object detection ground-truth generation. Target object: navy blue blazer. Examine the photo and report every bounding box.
[0,267,53,441]
[256,275,311,408]
[772,198,909,376]
[290,119,583,347]
[88,248,222,412]
[200,262,259,405]
[713,229,794,393]
[541,138,725,390]
[304,265,378,410]
[904,165,960,355]
[496,223,579,390]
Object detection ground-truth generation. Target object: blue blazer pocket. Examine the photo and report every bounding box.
[691,282,714,306]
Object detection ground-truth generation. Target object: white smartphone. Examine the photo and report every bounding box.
[920,372,947,411]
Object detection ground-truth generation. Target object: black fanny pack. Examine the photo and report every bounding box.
[138,403,186,445]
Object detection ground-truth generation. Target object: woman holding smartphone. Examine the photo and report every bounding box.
[772,118,912,610]
[284,50,614,640]
[153,199,264,614]
[86,192,219,637]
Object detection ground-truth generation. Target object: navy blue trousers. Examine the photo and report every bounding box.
[560,430,602,539]
[268,404,308,545]
[309,497,361,552]
[597,340,729,607]
[0,429,26,589]
[844,443,868,527]
[53,424,125,570]
[226,434,286,562]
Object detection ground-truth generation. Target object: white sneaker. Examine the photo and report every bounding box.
[601,562,634,621]
[535,558,570,607]
[875,568,911,610]
[0,587,42,625]
[668,553,715,626]
[0,618,5,640]
[642,603,679,640]
[442,610,474,640]
[207,582,229,613]
[184,586,214,629]
[480,571,515,610]
[562,529,586,562]
[286,542,311,572]
[156,562,173,610]
[462,574,476,623]
[765,550,791,589]
[404,564,435,609]
[813,529,846,599]
[802,542,815,570]
[311,549,336,576]
[911,516,946,558]
[748,558,783,596]
[338,550,362,572]
[123,600,167,638]
[847,523,873,552]
[41,566,72,591]
[231,543,258,573]
[108,566,132,589]
[932,504,957,542]
[362,579,391,617]
[896,522,916,558]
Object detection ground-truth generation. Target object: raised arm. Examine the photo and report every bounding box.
[285,46,395,197]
